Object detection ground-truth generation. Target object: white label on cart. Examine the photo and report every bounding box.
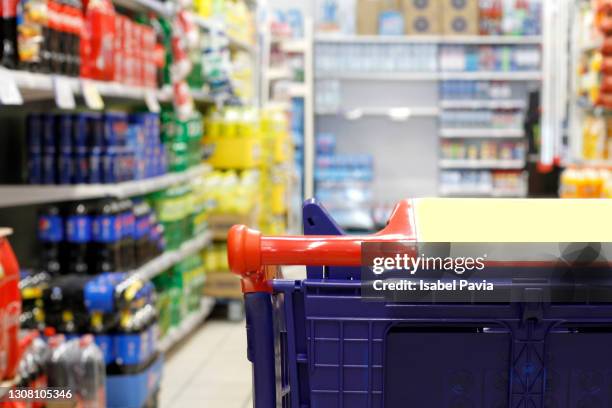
[145,90,161,113]
[53,76,76,109]
[0,70,23,105]
[81,80,104,110]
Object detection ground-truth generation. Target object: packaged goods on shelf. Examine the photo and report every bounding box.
[153,254,205,337]
[160,110,204,172]
[315,0,356,34]
[441,0,479,35]
[0,230,21,382]
[440,109,524,129]
[26,112,167,185]
[439,80,516,100]
[36,199,164,275]
[560,166,612,198]
[581,115,612,160]
[439,44,541,72]
[315,80,342,113]
[223,0,256,46]
[270,8,304,39]
[440,139,526,161]
[315,42,438,74]
[478,0,541,36]
[314,133,375,230]
[439,169,526,196]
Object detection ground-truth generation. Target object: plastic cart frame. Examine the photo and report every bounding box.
[228,199,612,407]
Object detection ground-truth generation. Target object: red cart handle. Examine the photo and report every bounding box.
[228,199,417,293]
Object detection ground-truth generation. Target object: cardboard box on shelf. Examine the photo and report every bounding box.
[203,272,242,299]
[441,0,479,35]
[401,0,441,35]
[357,0,380,35]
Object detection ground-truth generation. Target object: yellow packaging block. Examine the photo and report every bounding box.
[414,198,612,242]
[207,136,262,169]
[270,181,286,215]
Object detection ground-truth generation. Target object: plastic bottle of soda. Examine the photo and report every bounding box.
[37,204,63,274]
[0,0,19,68]
[65,202,91,274]
[78,334,106,407]
[133,199,152,265]
[91,199,122,273]
[118,199,135,270]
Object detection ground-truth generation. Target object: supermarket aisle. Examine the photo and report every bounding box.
[160,320,252,407]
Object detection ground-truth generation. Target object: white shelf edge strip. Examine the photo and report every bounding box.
[315,35,542,45]
[129,230,213,282]
[316,71,542,81]
[157,297,216,353]
[0,164,209,208]
[316,107,440,118]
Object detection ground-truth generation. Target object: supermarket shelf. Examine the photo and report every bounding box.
[287,82,307,98]
[316,106,439,119]
[440,128,525,138]
[316,72,439,81]
[439,71,542,81]
[439,185,527,197]
[267,67,294,81]
[315,34,541,45]
[113,0,173,17]
[0,164,209,208]
[440,99,527,109]
[439,159,526,169]
[2,68,172,102]
[129,230,213,282]
[157,297,216,353]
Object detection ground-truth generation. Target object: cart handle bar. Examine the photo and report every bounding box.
[228,199,416,293]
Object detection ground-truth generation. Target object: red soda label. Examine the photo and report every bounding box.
[1,0,18,18]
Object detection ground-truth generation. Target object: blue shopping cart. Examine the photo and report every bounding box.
[228,198,612,407]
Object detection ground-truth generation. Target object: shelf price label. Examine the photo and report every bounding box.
[0,70,23,105]
[81,80,104,110]
[145,90,161,113]
[53,76,76,109]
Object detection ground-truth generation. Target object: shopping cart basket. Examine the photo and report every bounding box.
[228,198,612,408]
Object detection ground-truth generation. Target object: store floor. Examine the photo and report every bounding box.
[160,319,252,407]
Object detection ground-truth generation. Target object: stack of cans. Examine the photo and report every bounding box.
[27,112,168,185]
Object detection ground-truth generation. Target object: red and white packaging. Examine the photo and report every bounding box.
[0,228,21,382]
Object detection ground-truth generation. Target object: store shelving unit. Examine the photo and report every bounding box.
[0,164,209,208]
[311,33,541,203]
[128,230,213,282]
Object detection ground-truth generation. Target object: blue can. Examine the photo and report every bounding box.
[72,113,88,155]
[104,151,123,184]
[87,112,105,151]
[42,155,56,184]
[89,152,102,184]
[27,113,43,155]
[73,153,89,184]
[42,114,56,155]
[104,112,129,151]
[57,154,74,185]
[28,154,42,184]
[56,114,72,155]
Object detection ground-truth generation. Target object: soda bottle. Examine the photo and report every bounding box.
[118,199,135,270]
[133,199,152,265]
[78,334,105,407]
[65,202,91,274]
[37,204,63,274]
[90,199,122,273]
[1,0,19,68]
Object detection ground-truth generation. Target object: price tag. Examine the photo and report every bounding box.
[145,90,161,113]
[81,80,104,110]
[53,76,76,109]
[0,70,23,105]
